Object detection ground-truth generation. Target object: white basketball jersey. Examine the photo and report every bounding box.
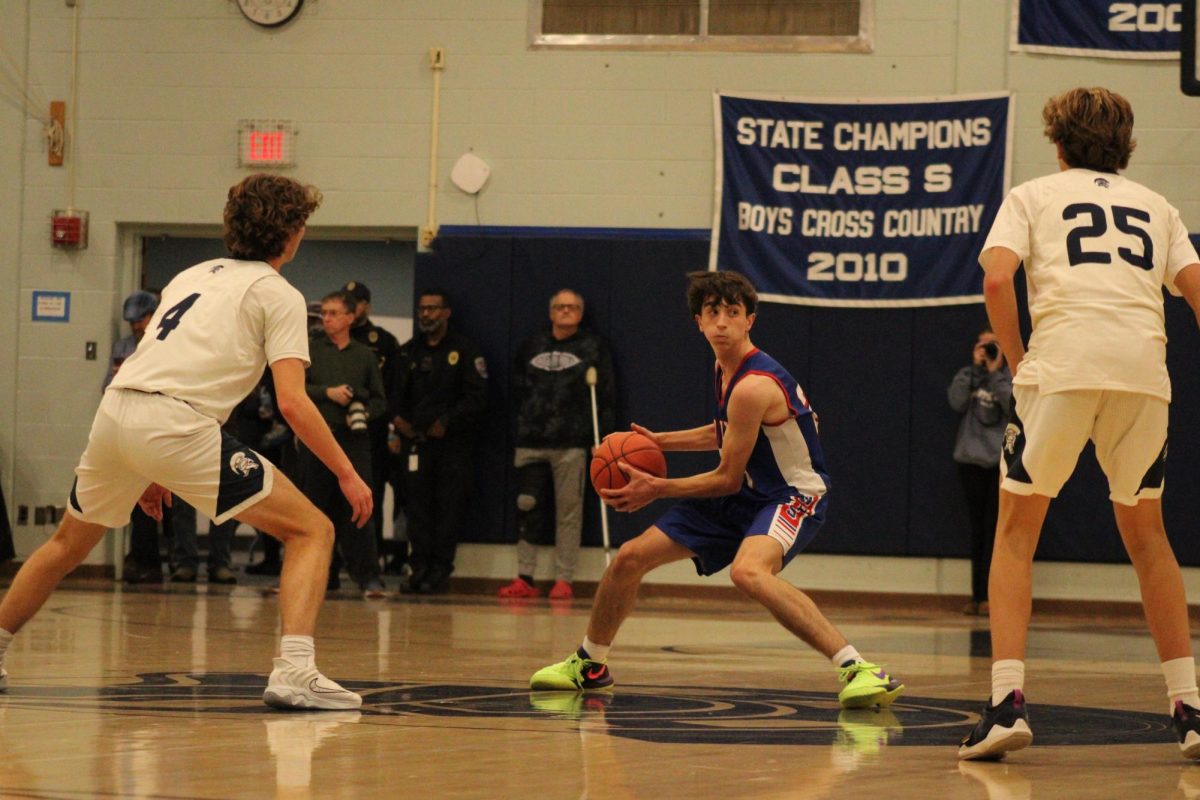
[110,258,310,422]
[981,168,1199,401]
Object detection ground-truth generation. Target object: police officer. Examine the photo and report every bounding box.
[342,281,403,571]
[393,288,487,594]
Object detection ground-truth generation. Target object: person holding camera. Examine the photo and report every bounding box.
[300,289,388,598]
[948,327,1011,617]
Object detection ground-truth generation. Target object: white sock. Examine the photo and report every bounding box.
[0,627,12,667]
[1162,656,1200,714]
[581,637,610,662]
[992,659,1025,706]
[832,645,862,668]
[280,635,315,669]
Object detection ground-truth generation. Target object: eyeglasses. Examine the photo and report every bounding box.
[551,303,581,312]
[417,304,445,313]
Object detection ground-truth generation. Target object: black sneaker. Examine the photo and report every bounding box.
[1173,700,1200,759]
[958,690,1033,760]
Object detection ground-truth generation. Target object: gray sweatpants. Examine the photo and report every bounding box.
[513,447,587,582]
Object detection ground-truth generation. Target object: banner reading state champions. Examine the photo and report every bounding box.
[709,92,1013,307]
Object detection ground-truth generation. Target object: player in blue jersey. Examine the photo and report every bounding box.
[530,270,903,708]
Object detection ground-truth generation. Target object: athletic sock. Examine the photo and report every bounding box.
[992,659,1025,706]
[581,637,610,662]
[832,645,862,669]
[280,635,316,669]
[0,627,13,667]
[1161,656,1200,714]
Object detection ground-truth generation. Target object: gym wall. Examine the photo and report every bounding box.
[423,232,1200,566]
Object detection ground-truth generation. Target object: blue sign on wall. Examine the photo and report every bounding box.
[709,92,1012,307]
[1013,0,1181,59]
[31,290,71,322]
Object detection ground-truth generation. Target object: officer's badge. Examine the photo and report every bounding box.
[448,351,460,365]
[369,331,379,343]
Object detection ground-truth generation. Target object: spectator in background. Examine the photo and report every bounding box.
[106,290,165,584]
[499,289,615,600]
[300,290,388,598]
[393,288,487,594]
[342,281,406,575]
[947,327,1011,617]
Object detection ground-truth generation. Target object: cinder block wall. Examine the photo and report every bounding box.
[1,0,1194,562]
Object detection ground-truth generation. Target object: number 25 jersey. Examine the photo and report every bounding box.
[110,258,310,423]
[981,168,1200,401]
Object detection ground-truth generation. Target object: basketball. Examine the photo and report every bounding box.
[590,431,667,493]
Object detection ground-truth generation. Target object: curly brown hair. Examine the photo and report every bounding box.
[686,270,758,317]
[223,174,322,261]
[1042,87,1136,173]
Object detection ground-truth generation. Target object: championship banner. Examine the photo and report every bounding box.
[1012,0,1181,59]
[709,92,1012,307]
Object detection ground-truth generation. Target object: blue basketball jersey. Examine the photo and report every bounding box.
[714,348,829,501]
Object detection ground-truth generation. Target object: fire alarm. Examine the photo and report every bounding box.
[51,209,89,250]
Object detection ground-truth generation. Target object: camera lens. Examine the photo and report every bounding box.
[983,342,999,359]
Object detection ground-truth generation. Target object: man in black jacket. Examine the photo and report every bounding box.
[342,280,404,573]
[392,288,487,594]
[499,289,615,600]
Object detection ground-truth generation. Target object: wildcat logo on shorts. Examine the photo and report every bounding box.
[1004,423,1020,454]
[229,451,261,478]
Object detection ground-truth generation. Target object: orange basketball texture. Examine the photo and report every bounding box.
[589,432,667,493]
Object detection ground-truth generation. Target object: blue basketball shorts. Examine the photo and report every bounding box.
[654,491,827,576]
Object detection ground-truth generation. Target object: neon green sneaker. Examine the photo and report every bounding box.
[529,650,614,691]
[837,661,903,709]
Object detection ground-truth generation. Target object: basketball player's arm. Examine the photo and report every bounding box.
[981,246,1026,374]
[137,483,173,522]
[271,357,374,527]
[1174,263,1200,328]
[604,377,772,512]
[632,422,719,452]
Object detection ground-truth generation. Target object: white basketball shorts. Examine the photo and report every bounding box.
[67,389,275,528]
[1000,384,1167,506]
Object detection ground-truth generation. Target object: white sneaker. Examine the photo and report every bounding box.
[263,658,362,710]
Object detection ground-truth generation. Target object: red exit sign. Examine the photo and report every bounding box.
[238,120,295,167]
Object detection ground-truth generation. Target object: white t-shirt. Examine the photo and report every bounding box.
[980,168,1199,401]
[110,258,310,422]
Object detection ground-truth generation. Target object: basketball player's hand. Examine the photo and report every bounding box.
[600,462,659,513]
[137,483,173,522]
[339,472,374,528]
[326,384,354,406]
[629,422,661,448]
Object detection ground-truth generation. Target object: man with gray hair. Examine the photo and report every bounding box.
[499,289,615,600]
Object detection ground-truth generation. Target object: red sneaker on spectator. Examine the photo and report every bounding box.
[548,580,573,600]
[498,577,540,598]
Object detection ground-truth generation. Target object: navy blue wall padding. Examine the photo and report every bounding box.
[418,234,1200,567]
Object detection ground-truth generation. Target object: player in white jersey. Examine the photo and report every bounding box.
[959,88,1200,760]
[0,174,373,710]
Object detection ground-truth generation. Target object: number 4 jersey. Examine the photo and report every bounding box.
[110,259,310,423]
[981,167,1200,401]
